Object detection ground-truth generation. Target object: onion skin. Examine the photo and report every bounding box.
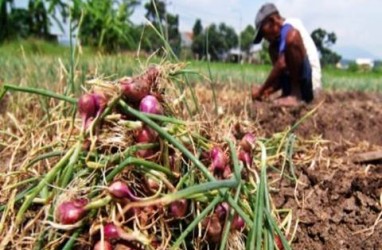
[170,199,188,219]
[240,133,256,152]
[78,93,97,118]
[215,202,229,220]
[206,214,222,242]
[93,240,113,250]
[120,78,151,103]
[108,181,131,199]
[143,66,160,85]
[222,165,232,179]
[210,147,221,159]
[139,95,163,115]
[93,92,108,115]
[209,147,227,172]
[231,214,245,231]
[78,93,97,128]
[57,198,87,224]
[103,222,119,240]
[134,126,157,143]
[78,92,108,129]
[73,198,88,207]
[238,150,252,167]
[108,181,140,201]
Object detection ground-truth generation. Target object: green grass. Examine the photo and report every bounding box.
[188,60,382,92]
[187,60,270,85]
[1,39,382,93]
[323,67,382,91]
[0,38,92,57]
[0,40,146,95]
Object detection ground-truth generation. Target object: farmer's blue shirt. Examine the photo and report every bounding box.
[278,24,293,54]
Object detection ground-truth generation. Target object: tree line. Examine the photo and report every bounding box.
[0,0,178,53]
[0,0,340,65]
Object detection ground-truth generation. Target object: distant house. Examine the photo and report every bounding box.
[355,58,374,69]
[336,58,375,71]
[180,32,193,48]
[222,48,245,63]
[217,45,264,64]
[223,45,262,64]
[246,44,262,64]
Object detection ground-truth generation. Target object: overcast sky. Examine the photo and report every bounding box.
[131,0,382,59]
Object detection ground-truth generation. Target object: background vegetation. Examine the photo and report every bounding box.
[1,39,381,94]
[1,0,381,93]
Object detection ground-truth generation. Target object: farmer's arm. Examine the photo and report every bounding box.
[252,27,305,101]
[252,43,286,100]
[265,28,305,95]
[283,29,306,98]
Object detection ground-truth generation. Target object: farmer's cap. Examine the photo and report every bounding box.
[253,3,279,44]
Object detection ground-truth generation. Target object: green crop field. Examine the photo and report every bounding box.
[1,39,382,93]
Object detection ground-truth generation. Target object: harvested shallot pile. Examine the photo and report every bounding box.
[0,63,323,250]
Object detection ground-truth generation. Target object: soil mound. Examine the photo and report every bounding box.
[197,86,382,249]
[250,91,382,146]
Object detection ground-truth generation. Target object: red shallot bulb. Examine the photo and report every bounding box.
[240,133,256,152]
[170,199,188,219]
[215,202,229,220]
[103,222,120,240]
[238,150,252,167]
[231,214,245,231]
[207,214,222,242]
[57,198,87,224]
[108,181,137,201]
[139,95,163,115]
[120,78,151,103]
[210,147,227,172]
[78,93,97,128]
[134,126,157,143]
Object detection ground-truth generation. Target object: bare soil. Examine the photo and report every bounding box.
[263,92,382,250]
[207,86,382,250]
[250,91,382,146]
[275,158,382,250]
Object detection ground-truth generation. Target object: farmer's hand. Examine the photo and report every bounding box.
[251,85,263,101]
[263,87,274,98]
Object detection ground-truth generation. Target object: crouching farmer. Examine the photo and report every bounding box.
[251,3,321,106]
